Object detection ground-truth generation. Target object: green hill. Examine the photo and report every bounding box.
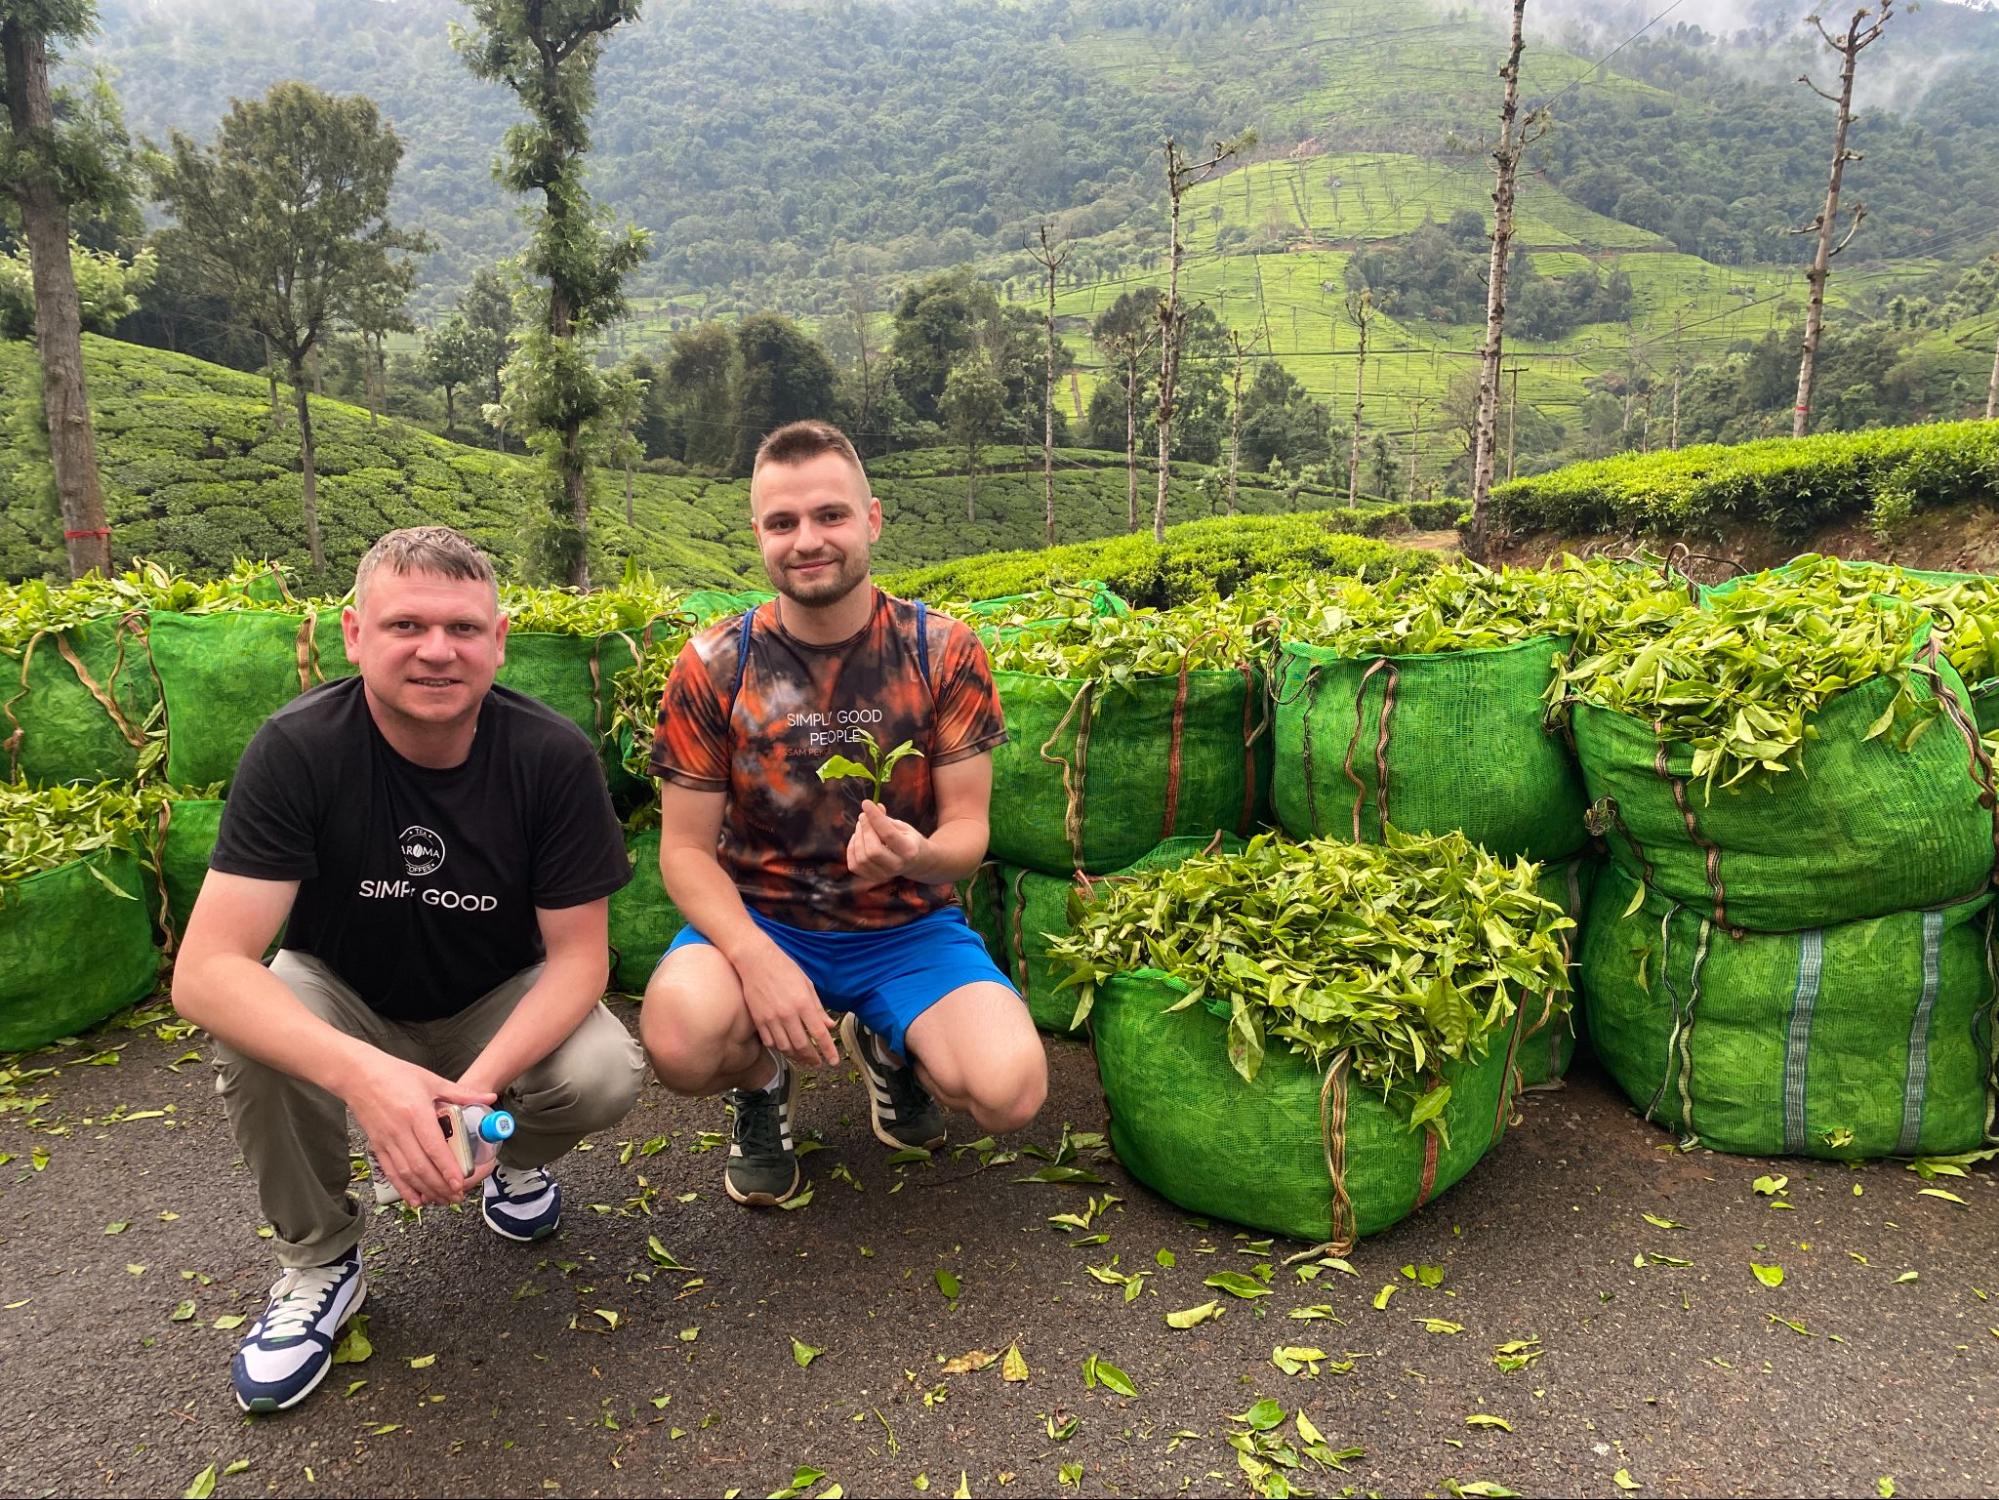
[0,336,1412,584]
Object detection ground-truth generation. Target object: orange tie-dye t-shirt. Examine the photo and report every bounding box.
[649,589,1009,931]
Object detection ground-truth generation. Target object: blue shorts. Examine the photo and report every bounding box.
[664,905,1017,1062]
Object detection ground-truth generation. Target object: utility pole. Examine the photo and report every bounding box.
[1030,221,1073,548]
[1466,0,1549,562]
[1156,131,1255,543]
[1224,326,1263,516]
[1408,390,1430,500]
[1505,364,1523,483]
[1346,287,1372,505]
[1671,311,1685,449]
[1792,2,1894,439]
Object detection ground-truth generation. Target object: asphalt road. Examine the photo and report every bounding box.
[2,1001,1994,1499]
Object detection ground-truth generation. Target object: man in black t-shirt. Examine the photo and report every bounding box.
[173,527,640,1416]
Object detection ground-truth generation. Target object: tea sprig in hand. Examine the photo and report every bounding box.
[815,729,924,800]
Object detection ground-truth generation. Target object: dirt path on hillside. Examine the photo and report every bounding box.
[3,1007,1994,1498]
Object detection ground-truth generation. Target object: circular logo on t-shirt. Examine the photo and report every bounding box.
[399,826,446,877]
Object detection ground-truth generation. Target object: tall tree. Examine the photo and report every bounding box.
[1089,290,1161,534]
[422,312,487,436]
[663,320,736,471]
[0,0,130,578]
[1792,2,1895,439]
[1155,132,1253,544]
[153,83,425,575]
[1465,0,1548,563]
[455,0,649,588]
[730,313,837,475]
[1028,220,1071,548]
[461,263,517,445]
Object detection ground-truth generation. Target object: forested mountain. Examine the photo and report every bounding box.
[74,0,1999,311]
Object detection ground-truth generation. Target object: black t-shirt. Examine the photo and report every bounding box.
[210,678,631,1022]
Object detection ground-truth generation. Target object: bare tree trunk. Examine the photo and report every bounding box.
[1466,0,1542,564]
[1347,294,1369,505]
[1988,323,1999,421]
[1227,359,1244,517]
[3,20,111,579]
[288,353,326,575]
[263,336,287,431]
[1033,223,1070,549]
[444,382,457,436]
[1154,145,1187,546]
[624,452,634,526]
[1793,5,1893,438]
[1409,396,1424,500]
[1125,362,1141,534]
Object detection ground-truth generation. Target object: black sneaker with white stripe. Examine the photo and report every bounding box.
[723,1056,801,1206]
[230,1247,365,1413]
[840,1012,947,1151]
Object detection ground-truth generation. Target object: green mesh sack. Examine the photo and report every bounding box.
[0,849,159,1050]
[155,797,225,946]
[684,588,774,625]
[155,608,628,790]
[1707,558,1999,739]
[1571,652,1998,933]
[1514,856,1600,1092]
[150,609,354,788]
[958,581,1130,620]
[960,862,1008,985]
[1091,969,1524,1245]
[986,836,1248,1035]
[1,617,157,787]
[988,667,1271,875]
[609,828,680,994]
[1583,863,1998,1159]
[1271,636,1587,863]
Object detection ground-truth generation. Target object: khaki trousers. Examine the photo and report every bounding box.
[213,950,644,1268]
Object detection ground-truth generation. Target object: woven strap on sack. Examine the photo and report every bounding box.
[1280,1048,1360,1263]
[150,800,179,955]
[1913,646,1999,885]
[1161,653,1194,840]
[1495,994,1530,1138]
[1008,864,1033,993]
[1037,681,1098,871]
[1781,928,1827,1156]
[294,610,324,694]
[1651,718,1729,930]
[1237,662,1266,836]
[1981,914,1999,1144]
[1342,659,1399,843]
[1893,910,1948,1157]
[1644,901,1711,1146]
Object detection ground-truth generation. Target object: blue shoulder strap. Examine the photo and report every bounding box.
[915,599,930,688]
[730,606,757,709]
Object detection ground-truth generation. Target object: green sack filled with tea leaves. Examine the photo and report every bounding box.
[1514,856,1599,1092]
[608,827,681,994]
[1559,572,1998,933]
[0,784,161,1049]
[976,835,1247,1035]
[1051,831,1574,1248]
[1584,863,1997,1160]
[1262,561,1683,863]
[984,610,1271,876]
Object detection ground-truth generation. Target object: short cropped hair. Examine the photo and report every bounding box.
[353,526,497,607]
[751,420,866,483]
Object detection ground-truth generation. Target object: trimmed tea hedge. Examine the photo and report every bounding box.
[1491,421,1999,538]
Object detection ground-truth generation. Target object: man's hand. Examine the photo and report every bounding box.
[738,941,840,1069]
[847,799,927,889]
[342,1055,497,1208]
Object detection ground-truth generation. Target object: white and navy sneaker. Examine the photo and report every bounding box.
[230,1248,366,1414]
[723,1056,801,1206]
[839,1012,947,1151]
[480,1163,563,1241]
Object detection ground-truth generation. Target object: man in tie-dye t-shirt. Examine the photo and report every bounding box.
[641,420,1047,1207]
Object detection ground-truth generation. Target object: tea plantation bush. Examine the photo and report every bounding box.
[883,513,1433,610]
[1490,420,1999,538]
